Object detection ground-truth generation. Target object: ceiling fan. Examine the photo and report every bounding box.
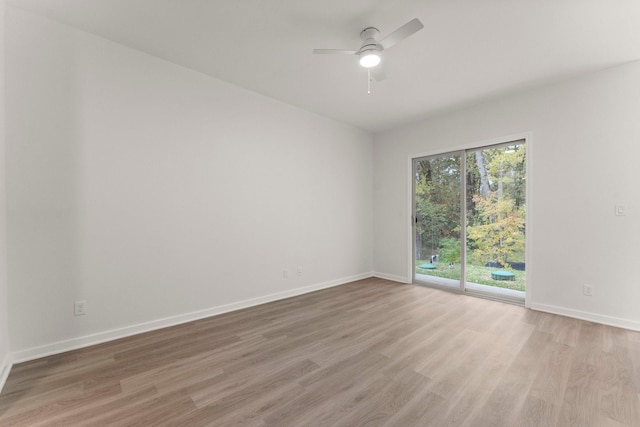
[313,18,424,82]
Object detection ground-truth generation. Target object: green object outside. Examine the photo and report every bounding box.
[418,263,436,270]
[491,270,515,281]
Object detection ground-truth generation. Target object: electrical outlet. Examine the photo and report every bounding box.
[283,270,289,279]
[297,266,303,277]
[583,285,593,297]
[74,301,87,316]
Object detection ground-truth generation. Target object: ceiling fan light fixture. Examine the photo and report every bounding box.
[359,50,381,68]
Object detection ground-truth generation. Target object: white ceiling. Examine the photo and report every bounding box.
[9,0,640,133]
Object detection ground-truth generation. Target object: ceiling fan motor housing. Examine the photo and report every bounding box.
[359,27,382,54]
[360,27,380,42]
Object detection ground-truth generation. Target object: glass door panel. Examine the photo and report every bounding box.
[465,143,526,299]
[413,153,463,290]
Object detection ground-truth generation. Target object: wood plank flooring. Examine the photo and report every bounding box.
[1,278,639,426]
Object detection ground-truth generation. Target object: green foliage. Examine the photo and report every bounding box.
[466,192,525,266]
[415,156,461,258]
[438,238,460,263]
[485,144,526,208]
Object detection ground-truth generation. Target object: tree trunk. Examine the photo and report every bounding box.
[475,151,490,198]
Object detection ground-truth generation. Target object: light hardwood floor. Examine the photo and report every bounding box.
[1,278,639,426]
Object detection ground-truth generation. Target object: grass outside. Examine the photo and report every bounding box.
[416,261,525,292]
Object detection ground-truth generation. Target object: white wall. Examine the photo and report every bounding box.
[374,60,640,330]
[0,0,12,386]
[5,8,373,359]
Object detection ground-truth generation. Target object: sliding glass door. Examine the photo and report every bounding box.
[413,152,463,291]
[413,141,526,303]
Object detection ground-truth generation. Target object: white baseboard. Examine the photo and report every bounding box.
[373,272,409,284]
[529,302,640,331]
[12,272,374,364]
[371,274,639,331]
[0,353,12,394]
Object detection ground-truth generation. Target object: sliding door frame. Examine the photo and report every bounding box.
[408,133,532,307]
[411,150,465,293]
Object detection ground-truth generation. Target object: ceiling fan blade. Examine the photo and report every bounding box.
[313,49,357,55]
[379,18,424,50]
[372,67,386,82]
